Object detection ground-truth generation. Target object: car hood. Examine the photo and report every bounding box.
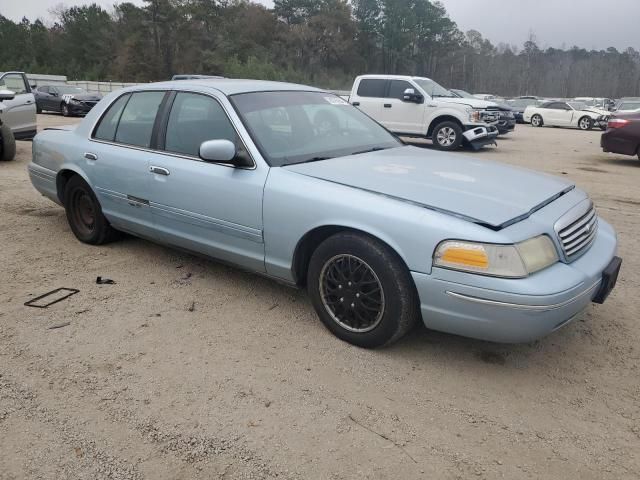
[284,146,574,229]
[579,107,609,116]
[436,97,497,109]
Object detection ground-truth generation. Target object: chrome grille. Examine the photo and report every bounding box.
[557,204,598,259]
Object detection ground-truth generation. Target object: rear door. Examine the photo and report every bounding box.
[350,78,386,125]
[88,90,166,236]
[378,79,425,134]
[0,73,36,137]
[146,91,267,272]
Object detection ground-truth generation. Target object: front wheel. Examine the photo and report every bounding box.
[431,121,463,151]
[578,116,593,131]
[61,103,70,117]
[531,114,543,127]
[63,175,118,244]
[307,232,419,348]
[0,124,16,161]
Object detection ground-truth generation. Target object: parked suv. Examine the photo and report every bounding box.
[0,71,37,140]
[349,75,499,150]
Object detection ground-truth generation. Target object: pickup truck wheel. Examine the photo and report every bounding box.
[0,124,16,161]
[61,103,70,117]
[578,116,593,131]
[307,232,419,348]
[63,175,117,245]
[432,121,463,150]
[531,114,543,127]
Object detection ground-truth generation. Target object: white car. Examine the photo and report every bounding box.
[0,71,37,140]
[523,101,609,130]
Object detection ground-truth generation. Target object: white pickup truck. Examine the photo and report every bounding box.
[348,75,499,150]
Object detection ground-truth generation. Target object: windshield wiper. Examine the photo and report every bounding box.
[288,156,333,165]
[350,146,388,156]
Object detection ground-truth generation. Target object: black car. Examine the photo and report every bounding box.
[506,98,542,123]
[35,85,102,116]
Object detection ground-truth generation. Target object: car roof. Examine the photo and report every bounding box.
[128,79,322,96]
[356,74,434,82]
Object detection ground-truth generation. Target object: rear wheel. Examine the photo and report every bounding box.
[63,175,117,244]
[0,124,16,161]
[307,232,419,348]
[531,114,543,127]
[578,116,593,131]
[431,121,463,151]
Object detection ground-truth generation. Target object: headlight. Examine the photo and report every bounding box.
[433,236,558,278]
[468,109,481,123]
[70,98,81,104]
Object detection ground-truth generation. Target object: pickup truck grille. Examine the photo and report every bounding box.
[557,204,598,259]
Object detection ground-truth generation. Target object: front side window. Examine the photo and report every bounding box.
[388,80,414,100]
[231,91,401,167]
[164,92,237,156]
[39,86,50,94]
[114,91,165,148]
[356,79,387,98]
[93,93,131,142]
[0,74,28,94]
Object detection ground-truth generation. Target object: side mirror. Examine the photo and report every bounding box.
[199,139,237,164]
[0,89,15,101]
[31,84,37,90]
[402,88,423,103]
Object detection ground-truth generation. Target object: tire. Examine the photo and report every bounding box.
[61,103,70,117]
[63,175,117,245]
[0,123,16,161]
[431,121,463,151]
[578,116,593,131]
[307,232,419,348]
[531,114,543,127]
[36,104,42,114]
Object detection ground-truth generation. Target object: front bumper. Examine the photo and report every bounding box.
[67,101,98,115]
[462,125,499,150]
[411,219,619,343]
[496,116,516,134]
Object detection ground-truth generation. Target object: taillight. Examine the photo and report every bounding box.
[607,118,631,129]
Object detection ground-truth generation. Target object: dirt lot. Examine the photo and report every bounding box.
[1,114,639,480]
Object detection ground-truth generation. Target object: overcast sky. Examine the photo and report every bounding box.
[2,0,638,51]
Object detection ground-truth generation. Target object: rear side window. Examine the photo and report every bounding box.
[0,73,28,94]
[115,91,165,148]
[93,94,131,142]
[388,80,414,100]
[356,79,387,98]
[164,92,237,157]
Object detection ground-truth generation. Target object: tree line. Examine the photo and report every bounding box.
[1,0,639,98]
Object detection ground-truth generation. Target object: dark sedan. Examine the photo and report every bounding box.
[601,111,640,161]
[35,85,102,116]
[506,98,542,123]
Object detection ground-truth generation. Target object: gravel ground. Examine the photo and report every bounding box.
[1,114,639,479]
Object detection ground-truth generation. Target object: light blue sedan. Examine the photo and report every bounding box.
[28,80,621,348]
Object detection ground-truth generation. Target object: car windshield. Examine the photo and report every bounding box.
[56,86,86,94]
[568,102,587,110]
[413,78,457,98]
[230,91,401,167]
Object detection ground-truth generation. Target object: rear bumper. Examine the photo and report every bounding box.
[601,129,639,157]
[28,162,60,204]
[412,219,618,343]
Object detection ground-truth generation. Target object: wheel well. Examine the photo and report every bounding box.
[426,116,464,137]
[56,169,77,203]
[291,225,411,287]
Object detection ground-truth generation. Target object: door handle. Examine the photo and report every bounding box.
[150,166,170,176]
[26,100,33,104]
[84,152,98,161]
[427,104,437,107]
[352,101,360,106]
[384,104,392,108]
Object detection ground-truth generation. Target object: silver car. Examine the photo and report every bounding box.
[28,80,621,348]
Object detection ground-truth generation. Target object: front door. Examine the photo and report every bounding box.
[0,73,36,137]
[378,79,425,135]
[147,91,267,272]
